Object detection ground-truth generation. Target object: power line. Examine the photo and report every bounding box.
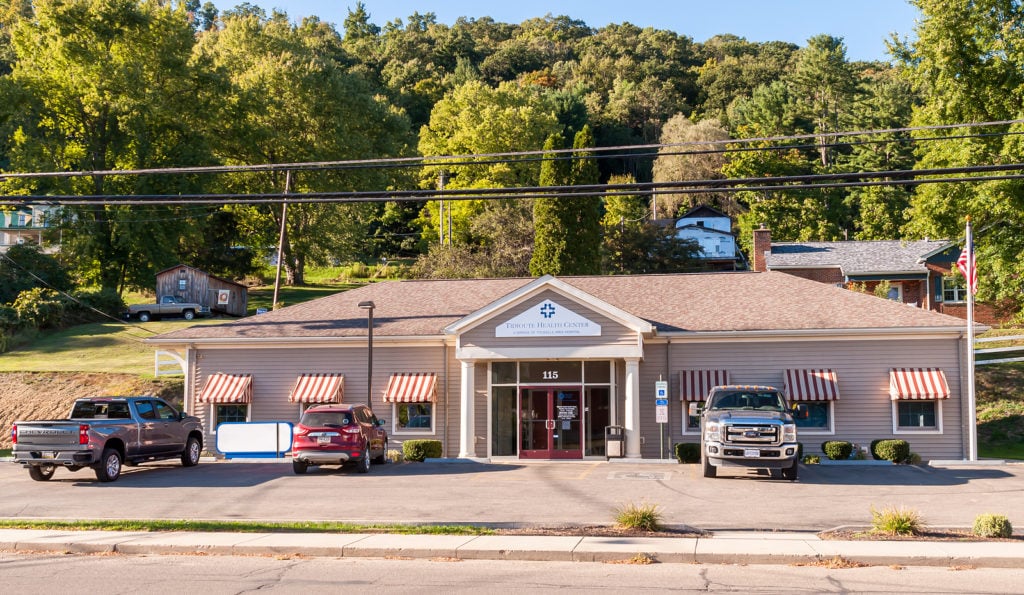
[1,119,1022,182]
[3,162,1023,206]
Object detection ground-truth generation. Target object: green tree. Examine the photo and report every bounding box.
[893,0,1024,306]
[791,34,857,167]
[0,243,71,304]
[694,36,798,122]
[652,115,731,217]
[565,124,602,274]
[529,132,571,276]
[5,0,215,293]
[198,9,412,285]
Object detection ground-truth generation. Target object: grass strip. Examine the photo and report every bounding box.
[0,519,495,535]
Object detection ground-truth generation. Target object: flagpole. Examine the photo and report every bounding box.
[965,217,978,461]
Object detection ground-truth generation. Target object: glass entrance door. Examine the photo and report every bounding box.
[519,388,582,459]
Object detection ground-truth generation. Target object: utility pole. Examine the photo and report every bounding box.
[272,170,292,310]
[438,171,448,246]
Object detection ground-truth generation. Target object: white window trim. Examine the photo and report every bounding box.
[210,403,251,434]
[391,402,435,435]
[891,400,943,435]
[792,401,835,435]
[886,282,904,302]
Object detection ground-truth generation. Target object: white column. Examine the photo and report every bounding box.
[459,360,476,458]
[624,357,642,458]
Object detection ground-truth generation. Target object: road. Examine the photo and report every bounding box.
[2,551,1023,594]
[1,459,1022,531]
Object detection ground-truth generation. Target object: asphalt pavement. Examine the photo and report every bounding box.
[2,457,1022,567]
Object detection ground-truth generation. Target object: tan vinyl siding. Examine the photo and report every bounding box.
[659,338,963,461]
[193,344,455,455]
[460,290,638,351]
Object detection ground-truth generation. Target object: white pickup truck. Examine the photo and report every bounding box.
[11,397,203,482]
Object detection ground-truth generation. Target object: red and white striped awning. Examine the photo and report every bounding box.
[784,369,840,401]
[197,373,252,404]
[679,369,730,401]
[383,373,437,403]
[889,368,950,400]
[288,373,344,404]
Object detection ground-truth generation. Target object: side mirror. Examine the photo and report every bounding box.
[688,402,703,416]
[793,403,809,419]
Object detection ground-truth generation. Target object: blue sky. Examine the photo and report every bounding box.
[214,1,921,62]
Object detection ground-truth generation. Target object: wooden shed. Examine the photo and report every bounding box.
[155,265,248,317]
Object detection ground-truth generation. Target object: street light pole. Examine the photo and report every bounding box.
[358,301,375,404]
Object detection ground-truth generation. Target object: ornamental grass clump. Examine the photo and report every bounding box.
[973,514,1013,538]
[615,501,663,532]
[870,505,925,536]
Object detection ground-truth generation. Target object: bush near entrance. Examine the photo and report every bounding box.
[402,440,442,462]
[874,439,911,463]
[822,440,853,460]
[674,442,700,463]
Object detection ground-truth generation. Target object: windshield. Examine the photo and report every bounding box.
[300,412,354,428]
[708,390,785,412]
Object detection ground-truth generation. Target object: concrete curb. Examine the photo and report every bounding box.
[2,529,1023,567]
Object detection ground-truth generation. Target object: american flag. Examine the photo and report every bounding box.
[956,243,978,295]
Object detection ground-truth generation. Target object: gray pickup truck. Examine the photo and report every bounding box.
[689,385,808,481]
[125,295,211,322]
[11,397,203,482]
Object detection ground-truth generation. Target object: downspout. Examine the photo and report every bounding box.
[443,339,449,458]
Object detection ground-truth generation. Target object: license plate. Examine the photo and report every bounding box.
[743,449,760,458]
[317,436,331,445]
[41,452,56,459]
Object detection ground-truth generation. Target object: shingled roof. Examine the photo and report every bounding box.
[148,272,966,345]
[767,239,953,275]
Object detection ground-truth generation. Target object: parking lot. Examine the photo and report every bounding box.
[2,459,1021,531]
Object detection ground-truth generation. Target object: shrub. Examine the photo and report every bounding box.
[13,287,65,329]
[874,440,911,463]
[675,442,700,463]
[614,501,662,532]
[973,514,1013,538]
[63,288,126,325]
[385,449,404,464]
[906,452,921,465]
[402,440,442,462]
[870,505,924,536]
[822,440,853,460]
[870,439,885,460]
[802,454,820,464]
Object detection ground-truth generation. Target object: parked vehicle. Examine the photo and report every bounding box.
[125,295,211,322]
[11,397,203,482]
[290,404,388,474]
[689,385,807,481]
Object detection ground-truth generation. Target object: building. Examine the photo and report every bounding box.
[155,264,248,317]
[148,272,974,462]
[0,205,57,253]
[751,226,1012,324]
[673,205,745,270]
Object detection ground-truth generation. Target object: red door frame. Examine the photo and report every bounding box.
[518,386,583,459]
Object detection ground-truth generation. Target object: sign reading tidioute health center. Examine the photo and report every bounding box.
[496,299,601,337]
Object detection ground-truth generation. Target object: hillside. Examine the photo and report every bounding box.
[1,372,183,449]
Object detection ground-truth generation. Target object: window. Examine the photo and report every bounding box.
[942,275,967,303]
[214,404,248,429]
[178,278,187,291]
[152,401,178,421]
[897,401,936,428]
[136,401,156,420]
[395,402,433,432]
[793,402,833,433]
[683,405,701,433]
[886,282,903,302]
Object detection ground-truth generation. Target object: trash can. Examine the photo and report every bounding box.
[605,425,625,459]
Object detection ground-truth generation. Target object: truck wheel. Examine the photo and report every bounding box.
[782,460,799,481]
[138,312,151,322]
[292,460,308,474]
[702,455,717,478]
[183,309,195,320]
[94,448,122,482]
[29,465,56,481]
[357,450,371,474]
[181,436,201,467]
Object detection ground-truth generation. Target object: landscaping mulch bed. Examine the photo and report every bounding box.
[819,529,1023,542]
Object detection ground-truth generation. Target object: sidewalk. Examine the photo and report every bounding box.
[1,528,1022,568]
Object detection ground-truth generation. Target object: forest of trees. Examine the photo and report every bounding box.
[0,0,1022,315]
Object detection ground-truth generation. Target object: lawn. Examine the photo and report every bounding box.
[246,283,358,314]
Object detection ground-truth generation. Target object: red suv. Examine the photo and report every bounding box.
[291,404,388,474]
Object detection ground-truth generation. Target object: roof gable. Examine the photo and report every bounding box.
[767,239,953,275]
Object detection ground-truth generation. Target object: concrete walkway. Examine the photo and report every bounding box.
[1,528,1022,568]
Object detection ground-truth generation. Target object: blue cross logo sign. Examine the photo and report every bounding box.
[540,303,556,318]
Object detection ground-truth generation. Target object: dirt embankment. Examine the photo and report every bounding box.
[0,372,184,448]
